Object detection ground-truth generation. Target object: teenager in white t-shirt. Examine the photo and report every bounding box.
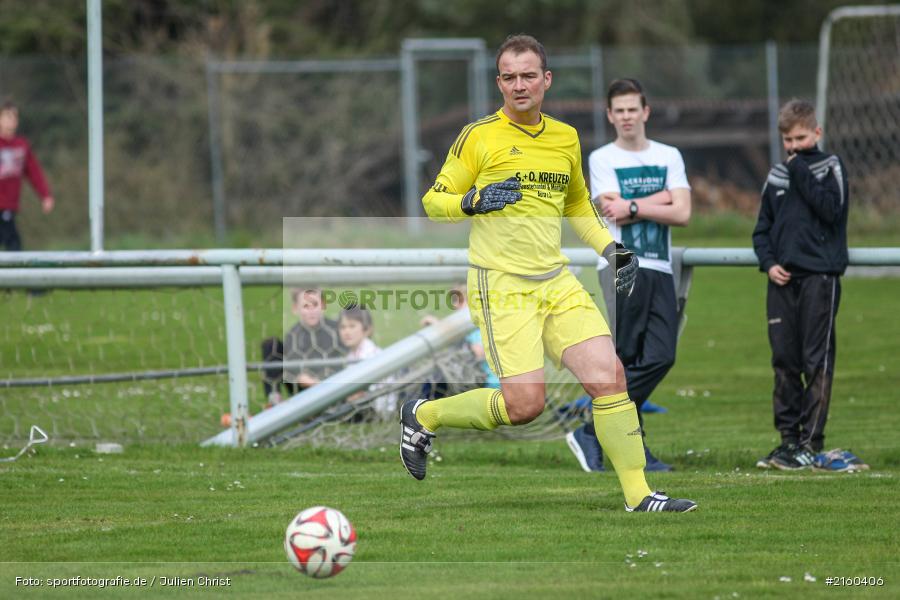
[565,79,691,473]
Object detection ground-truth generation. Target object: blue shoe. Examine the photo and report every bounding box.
[641,400,668,414]
[644,446,674,472]
[565,425,605,472]
[813,448,870,472]
[555,394,592,423]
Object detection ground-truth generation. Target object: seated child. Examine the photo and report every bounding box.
[339,306,398,416]
[261,287,343,405]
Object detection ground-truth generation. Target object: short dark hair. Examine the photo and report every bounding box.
[0,99,17,114]
[339,306,373,330]
[778,98,818,133]
[496,34,547,72]
[290,287,324,305]
[607,78,647,108]
[449,281,467,309]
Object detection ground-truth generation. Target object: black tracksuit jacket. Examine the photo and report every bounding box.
[752,146,849,276]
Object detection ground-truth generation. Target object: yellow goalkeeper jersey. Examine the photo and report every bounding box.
[422,108,613,277]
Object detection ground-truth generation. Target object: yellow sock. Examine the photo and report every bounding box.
[592,392,651,507]
[415,388,510,432]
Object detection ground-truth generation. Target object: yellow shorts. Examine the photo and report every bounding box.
[467,266,610,379]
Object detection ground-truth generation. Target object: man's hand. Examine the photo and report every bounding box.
[612,242,638,295]
[41,196,54,214]
[461,177,521,215]
[600,190,673,221]
[598,192,621,217]
[601,196,631,220]
[767,264,791,286]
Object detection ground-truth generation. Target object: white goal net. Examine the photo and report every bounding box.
[818,5,900,210]
[0,287,275,446]
[2,280,592,451]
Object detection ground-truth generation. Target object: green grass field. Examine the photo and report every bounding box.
[2,264,898,598]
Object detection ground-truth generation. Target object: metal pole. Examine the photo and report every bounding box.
[87,0,104,252]
[0,265,470,288]
[5,246,900,268]
[400,43,422,235]
[206,60,227,244]
[221,265,249,447]
[469,45,490,120]
[213,58,400,74]
[816,13,834,150]
[765,40,781,166]
[589,45,606,150]
[467,50,479,122]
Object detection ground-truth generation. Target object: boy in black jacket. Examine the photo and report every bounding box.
[752,99,849,470]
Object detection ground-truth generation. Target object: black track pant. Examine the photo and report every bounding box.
[0,211,22,251]
[586,267,678,438]
[2,211,49,297]
[767,274,840,452]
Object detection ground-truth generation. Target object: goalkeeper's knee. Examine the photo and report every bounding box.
[504,389,545,424]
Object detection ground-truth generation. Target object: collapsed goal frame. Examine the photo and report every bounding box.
[3,247,899,448]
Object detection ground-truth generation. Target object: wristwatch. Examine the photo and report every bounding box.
[629,201,639,218]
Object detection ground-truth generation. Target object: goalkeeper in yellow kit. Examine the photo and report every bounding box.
[400,34,696,512]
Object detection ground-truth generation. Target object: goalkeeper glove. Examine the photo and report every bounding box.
[612,242,638,296]
[460,177,521,215]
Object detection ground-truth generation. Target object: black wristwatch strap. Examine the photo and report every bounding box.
[629,201,638,217]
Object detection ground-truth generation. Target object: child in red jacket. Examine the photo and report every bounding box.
[0,101,54,251]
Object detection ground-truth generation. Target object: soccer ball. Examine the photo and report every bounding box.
[284,506,357,578]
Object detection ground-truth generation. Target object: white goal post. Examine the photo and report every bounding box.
[816,5,900,209]
[816,4,900,146]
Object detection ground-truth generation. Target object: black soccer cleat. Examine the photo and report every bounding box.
[625,491,697,513]
[756,444,785,469]
[399,399,436,481]
[769,443,815,470]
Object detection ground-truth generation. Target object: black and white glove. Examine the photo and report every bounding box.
[460,177,521,215]
[612,242,638,296]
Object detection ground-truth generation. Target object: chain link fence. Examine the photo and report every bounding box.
[0,42,859,249]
